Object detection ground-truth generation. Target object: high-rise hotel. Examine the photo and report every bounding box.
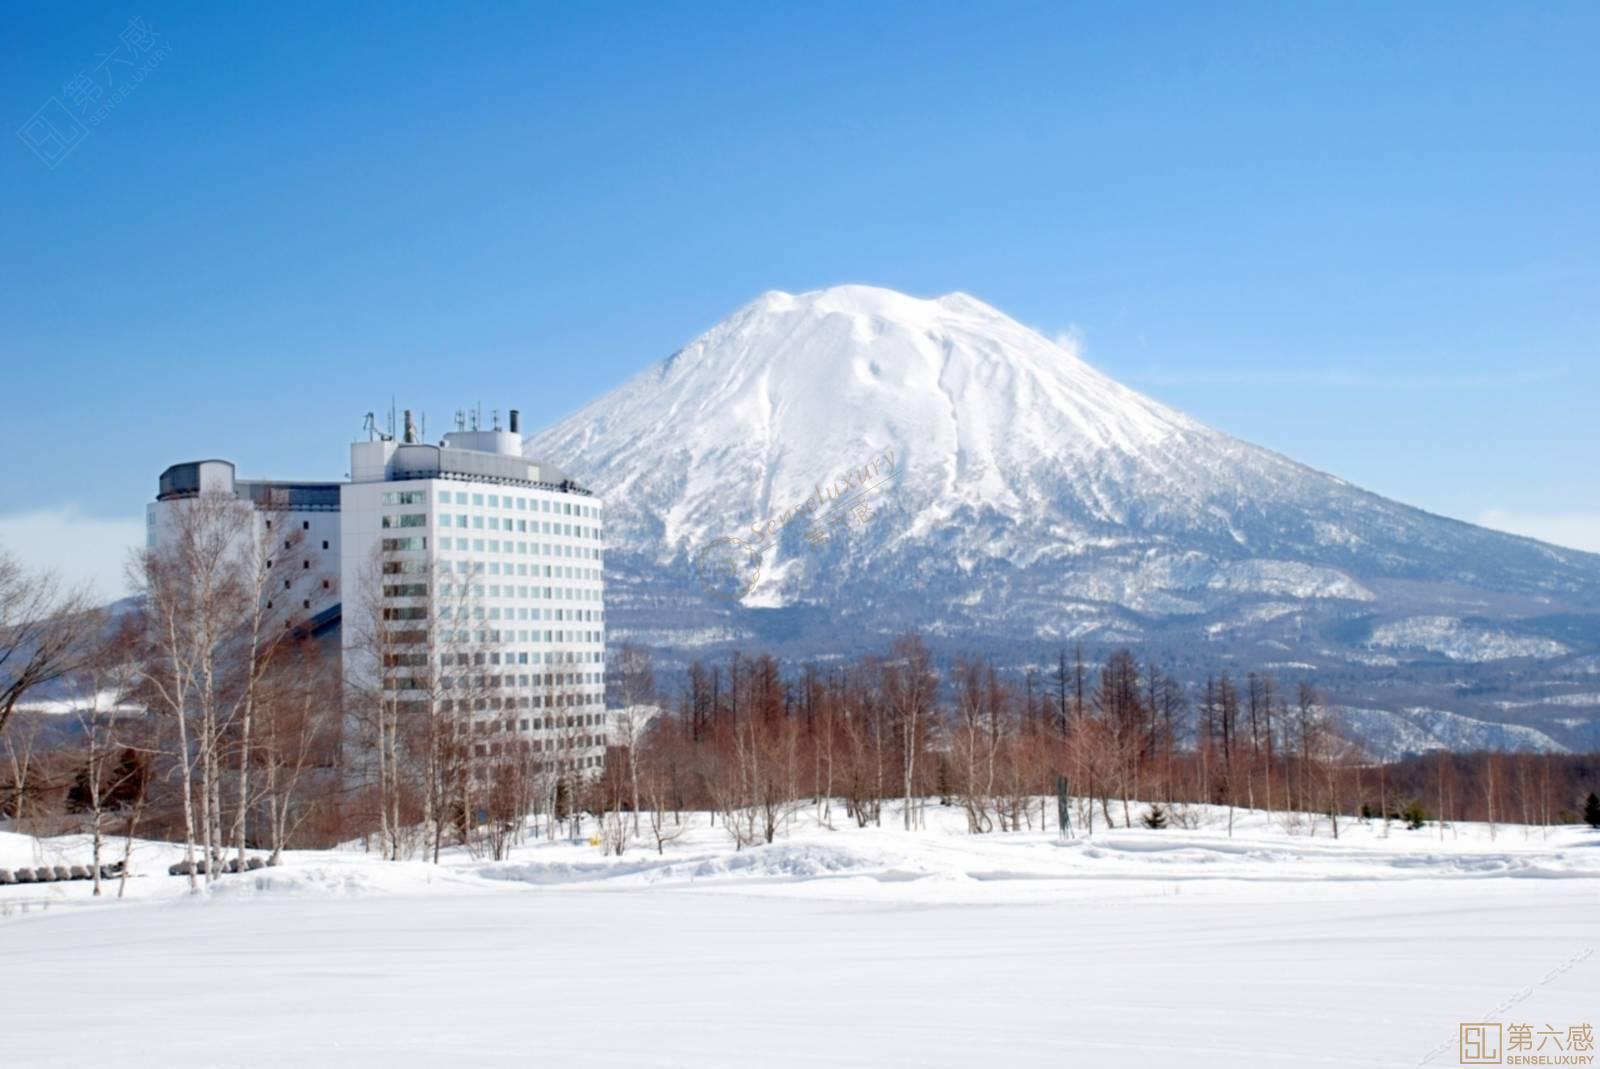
[148,408,608,772]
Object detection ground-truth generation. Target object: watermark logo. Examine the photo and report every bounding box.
[1461,1024,1503,1065]
[694,536,763,601]
[1421,947,1594,1066]
[17,17,172,169]
[1455,1021,1593,1065]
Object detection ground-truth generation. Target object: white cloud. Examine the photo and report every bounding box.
[0,506,144,601]
[1477,509,1600,555]
[1051,324,1086,358]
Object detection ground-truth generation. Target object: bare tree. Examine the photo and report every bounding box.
[0,549,98,739]
[608,643,656,836]
[881,634,936,831]
[639,736,687,855]
[256,639,339,861]
[129,491,255,888]
[64,616,139,895]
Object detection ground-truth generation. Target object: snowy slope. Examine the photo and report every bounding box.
[526,285,1600,734]
[1337,706,1570,759]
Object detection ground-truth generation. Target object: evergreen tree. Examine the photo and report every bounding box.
[107,748,147,809]
[1141,803,1168,830]
[1584,792,1600,830]
[1401,799,1427,830]
[65,764,94,814]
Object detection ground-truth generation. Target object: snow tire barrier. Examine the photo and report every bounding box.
[0,862,124,884]
[167,855,281,877]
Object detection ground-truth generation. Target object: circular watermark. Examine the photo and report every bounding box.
[694,536,763,601]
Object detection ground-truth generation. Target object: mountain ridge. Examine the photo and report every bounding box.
[527,284,1600,753]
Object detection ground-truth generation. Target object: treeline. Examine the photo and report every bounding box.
[597,636,1600,850]
[6,516,1600,879]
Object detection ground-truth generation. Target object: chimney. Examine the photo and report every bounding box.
[403,409,417,444]
[509,409,520,434]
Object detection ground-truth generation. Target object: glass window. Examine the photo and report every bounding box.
[381,513,427,529]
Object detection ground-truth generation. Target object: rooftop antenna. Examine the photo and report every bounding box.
[388,396,396,440]
[420,412,427,442]
[492,408,501,431]
[362,411,393,443]
[454,409,466,432]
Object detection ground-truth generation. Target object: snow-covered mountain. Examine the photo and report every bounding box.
[528,285,1600,747]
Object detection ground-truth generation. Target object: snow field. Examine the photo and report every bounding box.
[2,802,1597,1067]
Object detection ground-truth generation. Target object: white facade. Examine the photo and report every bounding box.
[147,460,342,630]
[339,424,608,773]
[150,416,608,777]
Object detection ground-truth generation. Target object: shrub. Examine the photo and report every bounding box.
[1401,800,1427,830]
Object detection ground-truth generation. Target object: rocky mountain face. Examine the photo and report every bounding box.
[528,285,1600,756]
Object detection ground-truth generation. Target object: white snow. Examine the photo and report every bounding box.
[1369,616,1571,662]
[1205,559,1374,601]
[1338,705,1568,758]
[523,285,1448,621]
[4,804,1597,1067]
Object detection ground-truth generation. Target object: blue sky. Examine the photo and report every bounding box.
[5,3,1597,594]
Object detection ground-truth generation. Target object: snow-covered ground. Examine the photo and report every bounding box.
[3,804,1597,1067]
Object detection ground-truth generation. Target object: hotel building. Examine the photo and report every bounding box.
[148,409,608,773]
